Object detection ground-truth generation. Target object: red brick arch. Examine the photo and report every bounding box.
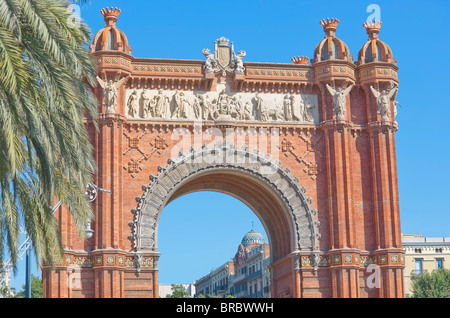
[128,142,320,297]
[133,144,320,260]
[42,9,405,298]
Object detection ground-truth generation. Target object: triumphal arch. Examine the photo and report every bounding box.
[42,8,404,298]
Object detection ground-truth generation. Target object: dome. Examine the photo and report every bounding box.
[241,229,265,249]
[312,18,352,63]
[90,7,132,54]
[357,21,395,65]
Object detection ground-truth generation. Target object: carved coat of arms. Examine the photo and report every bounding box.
[202,37,246,76]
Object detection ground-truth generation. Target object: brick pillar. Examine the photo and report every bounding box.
[321,100,359,297]
[363,80,404,298]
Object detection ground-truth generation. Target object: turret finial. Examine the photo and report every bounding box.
[320,18,340,37]
[100,7,121,26]
[363,20,382,40]
[291,56,310,65]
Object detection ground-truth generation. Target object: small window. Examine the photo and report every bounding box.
[376,44,382,61]
[415,259,423,275]
[415,248,422,253]
[435,248,443,253]
[365,46,373,63]
[107,30,115,50]
[321,39,338,61]
[436,259,444,270]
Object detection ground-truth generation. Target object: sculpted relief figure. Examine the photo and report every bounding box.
[392,84,400,122]
[254,94,283,121]
[272,98,284,121]
[393,99,400,122]
[303,96,316,123]
[202,48,217,73]
[124,88,318,124]
[193,94,203,119]
[127,89,139,118]
[326,84,353,121]
[151,89,170,118]
[234,50,246,74]
[160,92,171,119]
[283,94,294,121]
[96,76,128,114]
[254,93,269,121]
[281,94,315,123]
[141,89,152,118]
[232,96,245,120]
[199,94,213,120]
[173,90,190,119]
[216,90,231,116]
[370,84,398,121]
[292,95,304,122]
[243,101,254,120]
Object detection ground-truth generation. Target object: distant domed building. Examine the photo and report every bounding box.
[193,228,271,298]
[241,229,266,249]
[231,229,270,298]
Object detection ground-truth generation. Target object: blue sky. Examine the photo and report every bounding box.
[8,0,450,289]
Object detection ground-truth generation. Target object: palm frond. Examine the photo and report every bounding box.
[0,0,98,271]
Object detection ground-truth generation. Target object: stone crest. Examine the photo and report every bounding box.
[216,37,232,70]
[202,37,246,76]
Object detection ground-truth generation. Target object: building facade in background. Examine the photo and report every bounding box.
[402,234,450,296]
[230,230,270,298]
[194,229,270,298]
[194,261,234,298]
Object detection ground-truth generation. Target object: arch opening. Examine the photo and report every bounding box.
[160,169,295,261]
[158,191,270,297]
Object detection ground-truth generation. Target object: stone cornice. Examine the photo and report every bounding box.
[89,117,400,133]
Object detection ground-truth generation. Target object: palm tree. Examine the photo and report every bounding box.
[0,0,98,272]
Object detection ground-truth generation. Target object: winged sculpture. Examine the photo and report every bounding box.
[370,85,398,121]
[326,84,353,121]
[96,76,129,114]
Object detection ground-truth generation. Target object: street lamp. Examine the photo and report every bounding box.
[85,220,94,239]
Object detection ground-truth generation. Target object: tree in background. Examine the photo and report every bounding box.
[410,268,450,298]
[0,0,98,273]
[166,284,190,298]
[196,293,233,298]
[14,275,43,298]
